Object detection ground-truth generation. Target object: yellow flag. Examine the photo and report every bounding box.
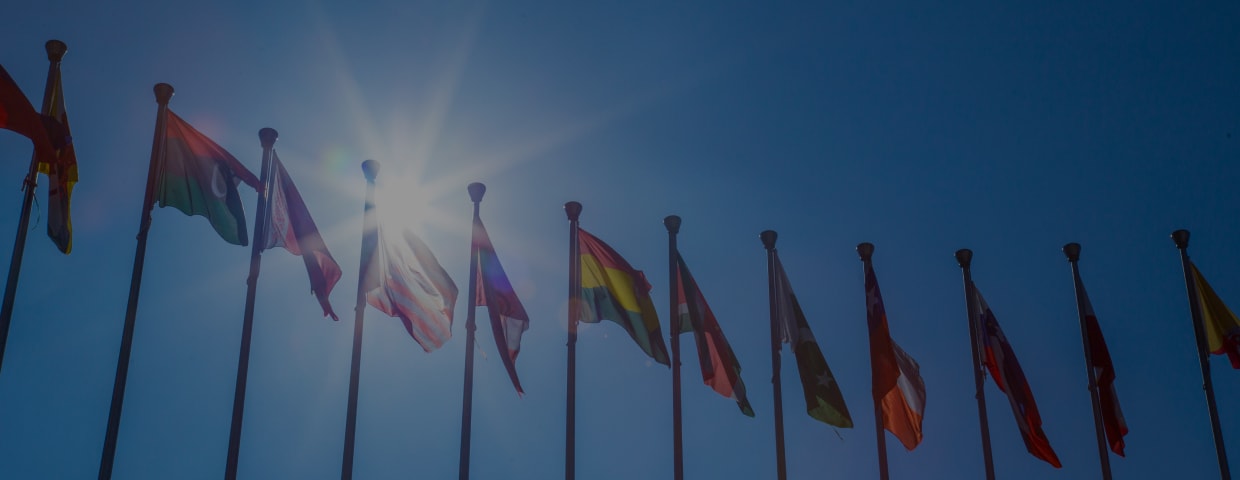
[1191,263,1240,368]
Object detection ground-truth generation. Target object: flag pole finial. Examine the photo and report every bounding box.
[955,249,973,268]
[258,128,278,149]
[565,201,582,221]
[664,215,681,234]
[468,182,486,203]
[857,242,874,261]
[45,40,67,61]
[153,83,174,105]
[760,230,777,250]
[1172,229,1190,249]
[362,160,380,183]
[1062,243,1081,262]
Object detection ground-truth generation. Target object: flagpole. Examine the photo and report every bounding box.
[0,39,67,378]
[98,82,174,480]
[1171,229,1232,480]
[342,159,380,480]
[760,230,787,480]
[857,243,890,480]
[664,215,684,480]
[223,127,278,480]
[1062,243,1114,480]
[955,249,995,480]
[458,182,486,480]
[564,200,582,480]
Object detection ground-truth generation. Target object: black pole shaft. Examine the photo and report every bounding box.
[564,201,581,480]
[1063,244,1114,480]
[224,128,278,480]
[860,253,890,480]
[665,216,683,480]
[761,231,786,480]
[342,160,380,480]
[0,40,67,378]
[98,82,174,480]
[1172,230,1231,480]
[458,184,484,480]
[956,250,995,480]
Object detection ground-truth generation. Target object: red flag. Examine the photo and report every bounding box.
[865,262,925,450]
[264,152,342,320]
[1075,275,1128,456]
[674,252,754,416]
[0,65,56,168]
[473,217,529,395]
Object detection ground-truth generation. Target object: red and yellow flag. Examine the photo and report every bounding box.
[578,229,668,365]
[1190,263,1240,368]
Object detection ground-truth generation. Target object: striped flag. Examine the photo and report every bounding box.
[674,251,754,416]
[1190,262,1240,368]
[263,152,342,320]
[865,262,925,450]
[578,228,669,365]
[363,222,458,352]
[473,216,529,394]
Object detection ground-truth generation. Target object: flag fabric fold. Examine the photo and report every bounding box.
[865,262,925,450]
[473,217,530,395]
[263,151,342,320]
[1190,263,1240,369]
[1075,274,1128,456]
[972,286,1062,468]
[156,111,260,245]
[0,65,56,167]
[674,252,754,416]
[773,254,852,428]
[37,63,76,254]
[363,221,458,352]
[577,228,669,365]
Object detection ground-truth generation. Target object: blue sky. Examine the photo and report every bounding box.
[2,1,1239,479]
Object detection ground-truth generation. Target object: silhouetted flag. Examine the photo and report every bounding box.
[0,65,55,167]
[865,262,925,450]
[1190,263,1240,368]
[38,63,75,253]
[362,222,458,351]
[156,111,260,245]
[263,152,341,320]
[972,286,1062,468]
[473,216,530,395]
[674,252,754,416]
[773,255,852,428]
[578,228,669,365]
[1075,277,1128,456]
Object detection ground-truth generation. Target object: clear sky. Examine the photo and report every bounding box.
[2,1,1239,479]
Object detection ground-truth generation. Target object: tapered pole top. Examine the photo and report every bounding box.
[468,182,486,203]
[45,40,67,62]
[361,160,380,183]
[1063,243,1081,262]
[258,128,278,148]
[1172,229,1190,249]
[760,230,778,250]
[857,242,874,261]
[565,201,582,221]
[955,249,973,268]
[153,83,174,105]
[664,215,681,234]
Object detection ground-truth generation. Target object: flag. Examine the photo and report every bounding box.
[973,286,1062,467]
[577,228,669,365]
[474,217,530,395]
[37,62,75,253]
[363,221,458,352]
[1075,274,1128,456]
[0,65,56,168]
[263,152,342,320]
[674,252,754,416]
[865,262,925,450]
[156,111,260,245]
[773,254,852,428]
[1190,262,1240,368]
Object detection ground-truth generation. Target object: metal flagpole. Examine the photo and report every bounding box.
[458,182,486,480]
[664,215,684,480]
[98,82,174,480]
[342,159,380,480]
[955,249,995,480]
[564,200,582,480]
[0,39,68,378]
[224,127,279,480]
[857,242,890,480]
[1171,229,1231,480]
[760,230,786,480]
[1062,243,1114,480]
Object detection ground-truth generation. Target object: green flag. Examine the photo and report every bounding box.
[773,253,852,428]
[156,111,259,245]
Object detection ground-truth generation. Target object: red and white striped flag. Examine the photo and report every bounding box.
[363,223,458,351]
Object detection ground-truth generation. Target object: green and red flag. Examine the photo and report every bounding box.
[263,152,341,319]
[473,216,530,394]
[773,253,852,428]
[155,111,260,245]
[37,62,76,253]
[578,228,669,365]
[674,252,753,416]
[1190,262,1240,369]
[0,65,56,168]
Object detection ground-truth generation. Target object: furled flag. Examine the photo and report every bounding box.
[773,254,852,428]
[1074,272,1128,456]
[156,111,260,245]
[37,61,76,254]
[263,152,342,320]
[0,65,56,168]
[473,216,530,395]
[973,286,1061,467]
[864,262,925,450]
[363,220,458,352]
[578,228,669,365]
[1190,262,1240,368]
[674,252,754,416]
